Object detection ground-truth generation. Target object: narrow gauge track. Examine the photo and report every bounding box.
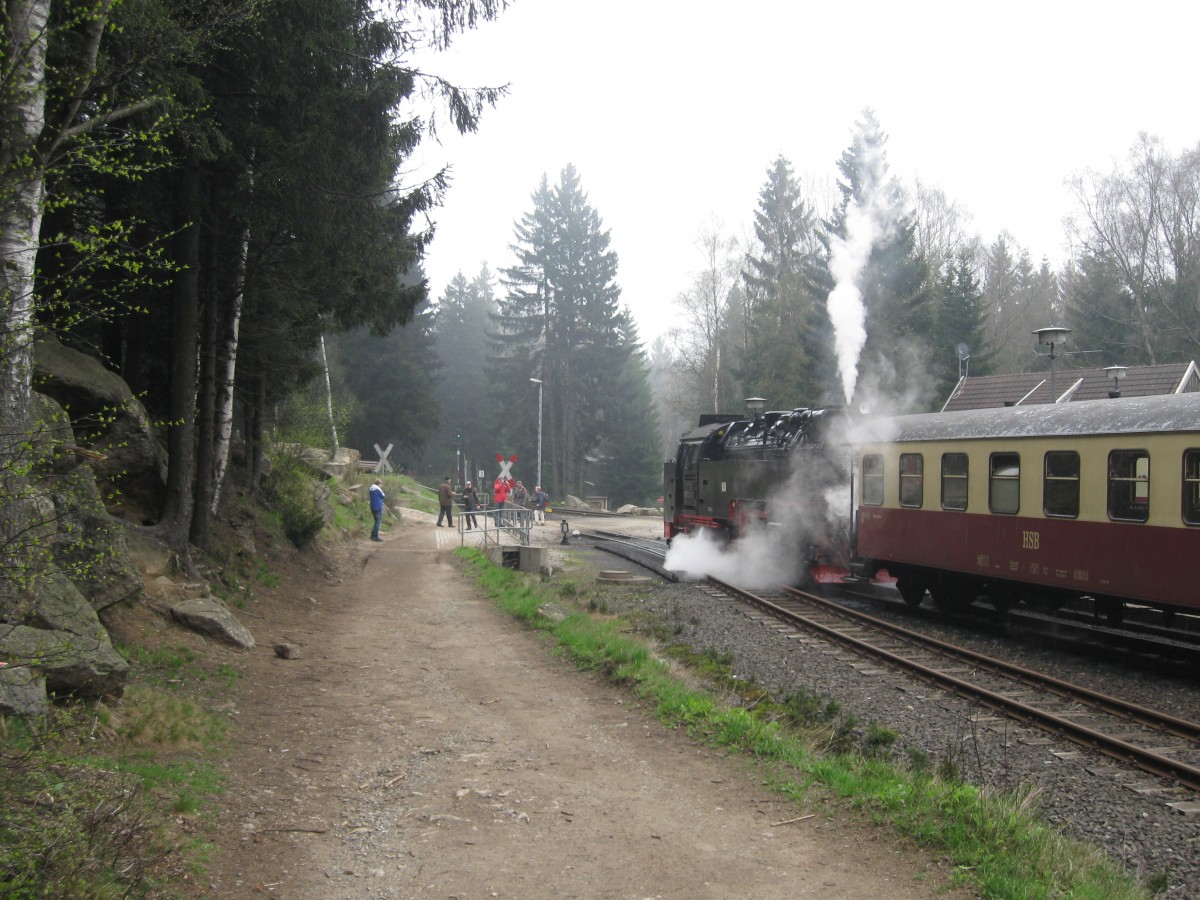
[840,583,1200,672]
[577,529,678,581]
[708,577,1200,796]
[579,527,1200,669]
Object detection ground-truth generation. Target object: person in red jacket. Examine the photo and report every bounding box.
[492,476,510,525]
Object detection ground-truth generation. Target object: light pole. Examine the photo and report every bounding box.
[530,377,543,490]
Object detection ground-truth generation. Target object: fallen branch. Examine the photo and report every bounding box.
[770,814,816,827]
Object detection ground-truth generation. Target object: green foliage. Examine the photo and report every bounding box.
[0,690,225,898]
[333,311,440,459]
[262,454,327,549]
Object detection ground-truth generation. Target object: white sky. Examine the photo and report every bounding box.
[410,0,1198,345]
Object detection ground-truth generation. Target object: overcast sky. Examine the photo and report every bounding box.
[410,0,1198,344]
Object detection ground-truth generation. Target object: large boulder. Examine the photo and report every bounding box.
[168,596,255,650]
[1,567,129,698]
[33,335,167,523]
[0,624,128,698]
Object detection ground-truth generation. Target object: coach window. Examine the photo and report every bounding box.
[899,454,923,507]
[1183,450,1200,525]
[989,453,1020,514]
[862,454,884,506]
[1108,450,1149,522]
[1043,451,1080,518]
[941,453,968,510]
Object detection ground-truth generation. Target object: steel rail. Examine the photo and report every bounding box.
[711,577,1200,793]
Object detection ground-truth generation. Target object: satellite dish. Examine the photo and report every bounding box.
[956,343,971,360]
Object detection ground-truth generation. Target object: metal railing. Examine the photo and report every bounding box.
[459,504,533,547]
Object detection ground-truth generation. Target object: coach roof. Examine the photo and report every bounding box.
[877,391,1200,444]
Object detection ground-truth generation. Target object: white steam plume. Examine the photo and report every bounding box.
[825,162,893,406]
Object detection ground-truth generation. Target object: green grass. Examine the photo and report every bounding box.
[454,546,1150,900]
[0,689,229,897]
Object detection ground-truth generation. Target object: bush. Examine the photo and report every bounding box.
[264,456,327,548]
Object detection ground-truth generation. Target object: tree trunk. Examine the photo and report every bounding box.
[209,220,249,514]
[159,159,201,570]
[0,0,50,437]
[317,331,338,451]
[190,261,218,550]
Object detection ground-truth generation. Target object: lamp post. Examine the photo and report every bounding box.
[530,377,543,490]
[1033,327,1072,402]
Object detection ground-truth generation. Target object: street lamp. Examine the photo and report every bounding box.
[530,377,543,490]
[1033,327,1071,402]
[744,397,766,420]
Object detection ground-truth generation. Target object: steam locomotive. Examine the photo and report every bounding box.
[664,392,1200,621]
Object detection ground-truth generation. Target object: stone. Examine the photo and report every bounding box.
[169,596,255,649]
[33,335,168,523]
[273,643,301,660]
[0,665,49,717]
[0,623,128,698]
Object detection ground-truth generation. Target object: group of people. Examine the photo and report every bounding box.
[370,475,550,541]
[433,475,549,532]
[489,477,549,527]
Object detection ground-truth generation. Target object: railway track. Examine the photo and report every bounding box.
[706,577,1200,798]
[580,526,1200,668]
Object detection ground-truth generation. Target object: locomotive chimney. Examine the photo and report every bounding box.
[1105,365,1127,399]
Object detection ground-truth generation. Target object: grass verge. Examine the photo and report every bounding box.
[455,546,1150,900]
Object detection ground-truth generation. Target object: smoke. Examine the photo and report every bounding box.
[664,524,802,589]
[825,150,894,407]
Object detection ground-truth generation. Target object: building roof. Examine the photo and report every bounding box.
[940,362,1200,412]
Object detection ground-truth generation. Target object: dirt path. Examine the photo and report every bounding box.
[197,516,964,898]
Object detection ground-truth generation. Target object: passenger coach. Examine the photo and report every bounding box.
[851,392,1200,621]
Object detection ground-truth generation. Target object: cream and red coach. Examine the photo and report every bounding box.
[850,392,1200,622]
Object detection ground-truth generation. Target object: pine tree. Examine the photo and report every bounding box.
[929,252,990,407]
[740,156,837,408]
[496,165,649,500]
[430,266,497,479]
[333,300,441,467]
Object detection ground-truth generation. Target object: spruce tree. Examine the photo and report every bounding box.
[740,156,836,408]
[496,165,651,500]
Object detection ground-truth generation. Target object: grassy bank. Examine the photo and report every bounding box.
[455,546,1150,900]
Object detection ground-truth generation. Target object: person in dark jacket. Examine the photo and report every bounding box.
[436,475,455,527]
[461,481,480,530]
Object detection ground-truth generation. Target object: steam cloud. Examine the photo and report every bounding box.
[825,150,892,406]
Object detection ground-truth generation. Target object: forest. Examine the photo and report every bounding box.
[5,1,1200,556]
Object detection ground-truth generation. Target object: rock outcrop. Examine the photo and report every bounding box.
[33,334,167,524]
[0,341,261,714]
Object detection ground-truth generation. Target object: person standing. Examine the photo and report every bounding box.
[511,480,529,510]
[437,475,455,527]
[369,478,386,541]
[492,476,509,525]
[461,481,480,530]
[533,485,548,525]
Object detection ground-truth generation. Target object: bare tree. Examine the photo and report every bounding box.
[669,219,740,413]
[1067,134,1200,363]
[911,178,979,283]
